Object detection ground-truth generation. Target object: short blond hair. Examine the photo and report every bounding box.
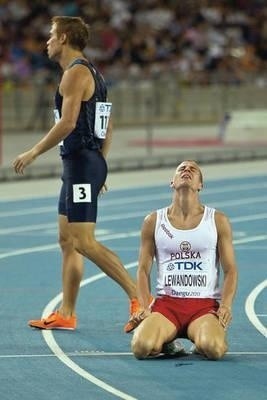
[52,16,90,51]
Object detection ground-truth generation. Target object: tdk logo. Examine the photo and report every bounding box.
[167,263,175,271]
[173,261,203,270]
[99,103,112,112]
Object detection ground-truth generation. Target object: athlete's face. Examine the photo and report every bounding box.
[47,23,63,61]
[171,161,203,192]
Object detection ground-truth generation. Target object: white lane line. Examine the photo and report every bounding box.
[0,351,266,359]
[0,206,56,217]
[0,224,111,236]
[2,212,267,236]
[42,262,138,400]
[233,235,267,244]
[0,352,134,359]
[1,180,266,203]
[245,280,267,338]
[1,192,267,218]
[0,244,58,259]
[0,232,140,260]
[0,223,56,235]
[231,213,267,223]
[1,234,266,261]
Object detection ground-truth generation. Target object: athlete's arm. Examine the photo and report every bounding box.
[137,212,156,311]
[13,65,92,174]
[215,211,238,328]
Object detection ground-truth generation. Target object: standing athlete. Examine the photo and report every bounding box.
[13,16,144,333]
[131,160,238,359]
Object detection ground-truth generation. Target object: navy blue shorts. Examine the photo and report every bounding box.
[58,149,107,222]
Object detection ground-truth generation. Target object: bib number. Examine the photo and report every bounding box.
[94,102,112,139]
[73,184,91,203]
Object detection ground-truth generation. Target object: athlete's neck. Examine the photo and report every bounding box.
[171,190,202,218]
[59,48,87,70]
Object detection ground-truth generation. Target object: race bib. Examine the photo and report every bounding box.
[73,184,91,203]
[53,109,60,123]
[54,109,64,146]
[94,102,112,139]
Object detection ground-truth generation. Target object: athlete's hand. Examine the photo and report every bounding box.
[132,308,151,324]
[99,183,108,196]
[13,150,37,174]
[217,304,232,330]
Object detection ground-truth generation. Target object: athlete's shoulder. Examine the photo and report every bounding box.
[144,210,157,223]
[214,209,228,220]
[214,209,232,232]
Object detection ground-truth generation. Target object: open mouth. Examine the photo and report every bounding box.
[181,174,191,179]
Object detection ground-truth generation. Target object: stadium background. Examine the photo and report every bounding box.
[0,0,267,179]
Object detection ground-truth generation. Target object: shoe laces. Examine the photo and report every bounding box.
[44,311,57,322]
[130,298,140,314]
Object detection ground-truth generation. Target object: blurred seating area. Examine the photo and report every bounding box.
[0,0,267,88]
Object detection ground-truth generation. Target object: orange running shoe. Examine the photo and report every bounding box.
[28,310,77,330]
[124,296,154,333]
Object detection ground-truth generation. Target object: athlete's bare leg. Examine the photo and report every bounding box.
[187,313,227,360]
[69,221,137,299]
[131,312,177,359]
[58,215,84,317]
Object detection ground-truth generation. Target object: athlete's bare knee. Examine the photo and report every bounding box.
[59,233,73,253]
[73,236,96,257]
[205,343,227,360]
[196,336,227,360]
[131,336,158,360]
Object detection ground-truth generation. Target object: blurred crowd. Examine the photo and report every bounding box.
[0,0,267,87]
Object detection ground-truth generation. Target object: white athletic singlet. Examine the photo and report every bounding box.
[154,206,221,299]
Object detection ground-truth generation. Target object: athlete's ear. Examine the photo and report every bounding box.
[197,182,203,192]
[60,33,67,45]
[170,180,174,188]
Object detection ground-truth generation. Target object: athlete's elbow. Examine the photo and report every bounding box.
[60,118,76,133]
[66,121,76,132]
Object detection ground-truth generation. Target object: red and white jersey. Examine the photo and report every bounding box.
[154,206,221,299]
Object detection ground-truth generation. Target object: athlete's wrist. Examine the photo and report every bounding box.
[220,303,232,311]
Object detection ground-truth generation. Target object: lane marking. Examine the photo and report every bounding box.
[2,212,267,236]
[42,262,138,400]
[1,180,266,203]
[234,235,267,244]
[0,351,266,359]
[1,194,267,218]
[0,232,140,260]
[245,280,267,338]
[0,223,111,235]
[1,234,266,261]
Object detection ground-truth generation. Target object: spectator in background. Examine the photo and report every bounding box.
[0,0,267,90]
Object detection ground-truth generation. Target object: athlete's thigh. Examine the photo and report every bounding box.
[58,214,70,236]
[135,312,178,344]
[187,313,225,343]
[69,221,96,243]
[63,150,107,223]
[58,180,67,217]
[58,214,75,248]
